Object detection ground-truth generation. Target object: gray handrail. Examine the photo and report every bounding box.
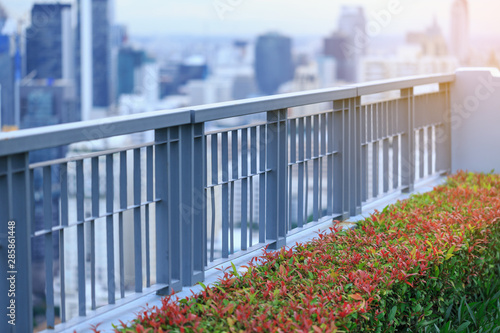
[0,73,455,157]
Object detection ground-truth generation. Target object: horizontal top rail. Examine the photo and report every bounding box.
[0,109,192,157]
[0,73,455,157]
[356,73,455,95]
[192,86,358,122]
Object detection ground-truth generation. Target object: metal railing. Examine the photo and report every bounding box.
[0,73,454,332]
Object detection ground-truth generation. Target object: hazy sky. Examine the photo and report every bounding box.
[3,0,500,38]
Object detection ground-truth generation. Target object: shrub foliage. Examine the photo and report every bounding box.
[108,172,500,332]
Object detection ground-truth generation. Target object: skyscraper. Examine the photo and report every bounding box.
[324,33,355,83]
[117,47,147,98]
[450,0,470,64]
[92,0,111,108]
[26,4,73,80]
[338,6,367,55]
[323,6,366,83]
[254,32,294,96]
[0,4,14,129]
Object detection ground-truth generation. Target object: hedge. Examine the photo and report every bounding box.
[101,172,500,332]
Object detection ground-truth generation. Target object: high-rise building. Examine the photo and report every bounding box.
[323,6,366,83]
[338,6,367,55]
[407,18,448,57]
[0,5,6,30]
[117,47,147,98]
[26,4,73,80]
[20,80,79,130]
[324,33,356,83]
[254,32,294,95]
[92,0,112,108]
[0,4,14,130]
[450,0,470,64]
[0,35,13,129]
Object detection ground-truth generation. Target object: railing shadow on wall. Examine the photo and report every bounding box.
[0,72,455,332]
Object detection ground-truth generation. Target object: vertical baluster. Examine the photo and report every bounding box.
[366,105,373,199]
[210,134,217,262]
[119,151,126,298]
[289,119,296,230]
[266,109,288,249]
[327,112,334,215]
[349,97,362,216]
[305,116,312,223]
[192,123,207,283]
[241,128,248,251]
[313,115,320,221]
[180,123,203,286]
[297,118,305,227]
[258,125,266,243]
[43,166,55,327]
[59,163,68,321]
[146,146,153,287]
[401,88,415,192]
[436,83,451,173]
[90,157,99,309]
[383,140,390,194]
[382,103,390,194]
[231,130,238,253]
[133,149,143,291]
[333,103,345,218]
[392,100,400,190]
[76,160,86,315]
[169,128,182,288]
[250,126,257,245]
[320,113,326,215]
[343,101,351,216]
[383,103,390,193]
[393,135,400,190]
[105,154,115,303]
[372,104,380,199]
[360,106,368,202]
[419,128,425,179]
[373,141,380,198]
[192,123,205,280]
[221,132,229,258]
[155,128,179,294]
[428,126,434,176]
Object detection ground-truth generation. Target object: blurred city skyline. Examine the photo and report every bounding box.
[3,0,500,38]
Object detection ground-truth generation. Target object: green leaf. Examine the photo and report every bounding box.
[456,321,471,333]
[445,245,456,261]
[465,301,476,326]
[231,262,240,277]
[388,306,397,322]
[444,303,454,322]
[417,318,439,328]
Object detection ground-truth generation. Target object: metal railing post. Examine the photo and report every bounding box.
[180,122,205,286]
[333,100,349,220]
[155,128,182,294]
[349,97,362,216]
[0,153,33,332]
[436,83,452,173]
[401,88,415,193]
[266,109,287,250]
